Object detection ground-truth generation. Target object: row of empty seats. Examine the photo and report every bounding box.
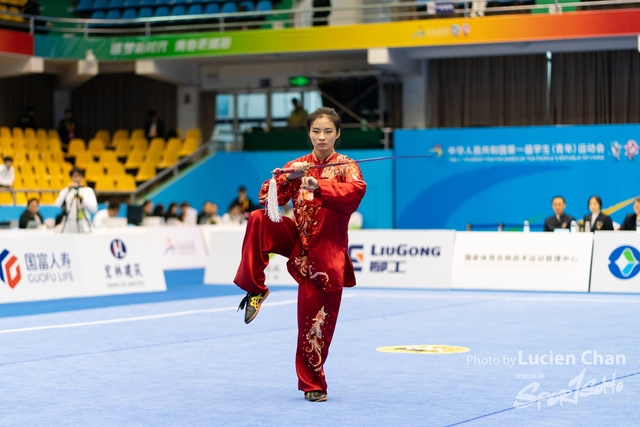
[0,126,203,205]
[0,5,24,22]
[85,1,273,24]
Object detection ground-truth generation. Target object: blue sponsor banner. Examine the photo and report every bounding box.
[394,125,640,230]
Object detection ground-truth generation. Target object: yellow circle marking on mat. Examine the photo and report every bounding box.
[376,345,470,354]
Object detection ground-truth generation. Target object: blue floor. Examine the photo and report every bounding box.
[1,277,639,426]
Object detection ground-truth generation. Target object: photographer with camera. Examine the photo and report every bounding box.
[55,167,98,233]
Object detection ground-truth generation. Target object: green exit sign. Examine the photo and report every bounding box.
[289,76,311,87]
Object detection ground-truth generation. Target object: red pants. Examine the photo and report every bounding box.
[234,210,343,394]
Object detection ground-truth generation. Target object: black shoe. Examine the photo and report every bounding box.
[237,290,270,324]
[304,391,327,402]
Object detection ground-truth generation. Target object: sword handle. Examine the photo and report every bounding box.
[271,167,296,176]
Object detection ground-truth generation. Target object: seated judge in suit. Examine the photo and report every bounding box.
[619,197,640,231]
[544,195,575,232]
[583,195,614,231]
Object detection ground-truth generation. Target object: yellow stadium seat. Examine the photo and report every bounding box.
[41,191,56,205]
[178,138,199,157]
[131,129,145,140]
[107,162,126,176]
[95,129,111,147]
[186,128,202,143]
[50,151,65,163]
[13,139,26,151]
[0,6,10,22]
[124,151,143,169]
[34,163,49,180]
[37,128,48,142]
[144,150,161,165]
[149,137,165,153]
[0,126,11,139]
[0,190,13,205]
[8,6,21,22]
[88,138,105,158]
[18,163,33,175]
[67,139,86,157]
[51,175,66,190]
[12,127,25,140]
[95,176,116,192]
[0,138,12,152]
[84,163,105,183]
[50,139,62,153]
[25,139,38,151]
[165,138,181,154]
[115,139,129,158]
[74,151,94,170]
[129,138,148,152]
[49,129,61,142]
[24,128,36,140]
[61,162,72,176]
[113,129,129,142]
[99,150,118,166]
[158,151,179,169]
[135,161,156,183]
[115,174,137,191]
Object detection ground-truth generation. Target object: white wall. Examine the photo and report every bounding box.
[177,86,199,138]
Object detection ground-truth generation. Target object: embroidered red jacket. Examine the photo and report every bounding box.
[259,152,366,291]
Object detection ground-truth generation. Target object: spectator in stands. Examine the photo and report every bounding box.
[180,201,198,225]
[312,0,331,26]
[583,195,613,231]
[229,186,256,217]
[544,196,575,232]
[57,108,77,149]
[55,167,98,233]
[19,198,44,229]
[145,110,165,140]
[287,98,308,128]
[152,204,165,217]
[16,107,37,130]
[619,197,640,231]
[223,204,246,225]
[141,200,154,219]
[198,201,222,225]
[22,0,40,16]
[164,202,180,221]
[0,157,15,188]
[92,200,120,228]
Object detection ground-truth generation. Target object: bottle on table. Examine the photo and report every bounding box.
[523,220,530,233]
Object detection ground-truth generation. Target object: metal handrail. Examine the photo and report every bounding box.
[4,0,638,38]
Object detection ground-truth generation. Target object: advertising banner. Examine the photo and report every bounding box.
[154,226,207,270]
[451,232,593,292]
[0,235,84,304]
[0,29,33,56]
[204,229,455,288]
[590,231,640,293]
[35,9,640,61]
[75,231,167,296]
[348,230,455,288]
[395,124,640,230]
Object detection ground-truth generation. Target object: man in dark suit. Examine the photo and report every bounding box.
[145,110,165,140]
[620,197,640,231]
[19,198,44,229]
[583,195,614,231]
[544,195,575,232]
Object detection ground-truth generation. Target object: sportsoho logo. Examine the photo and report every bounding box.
[608,246,640,280]
[0,249,22,289]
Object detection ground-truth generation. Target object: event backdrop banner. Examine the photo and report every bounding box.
[204,229,455,288]
[0,29,33,56]
[590,231,640,293]
[451,232,593,292]
[395,125,640,230]
[347,230,454,288]
[76,232,167,296]
[154,226,207,270]
[0,234,84,304]
[34,9,640,60]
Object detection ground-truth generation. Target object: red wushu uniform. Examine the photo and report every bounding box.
[234,151,366,394]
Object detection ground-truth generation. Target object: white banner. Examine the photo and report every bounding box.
[153,226,207,270]
[0,235,85,304]
[0,230,166,303]
[451,232,593,292]
[348,230,455,288]
[204,229,455,288]
[590,231,640,293]
[75,231,167,296]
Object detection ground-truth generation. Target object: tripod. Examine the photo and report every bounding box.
[61,186,92,234]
